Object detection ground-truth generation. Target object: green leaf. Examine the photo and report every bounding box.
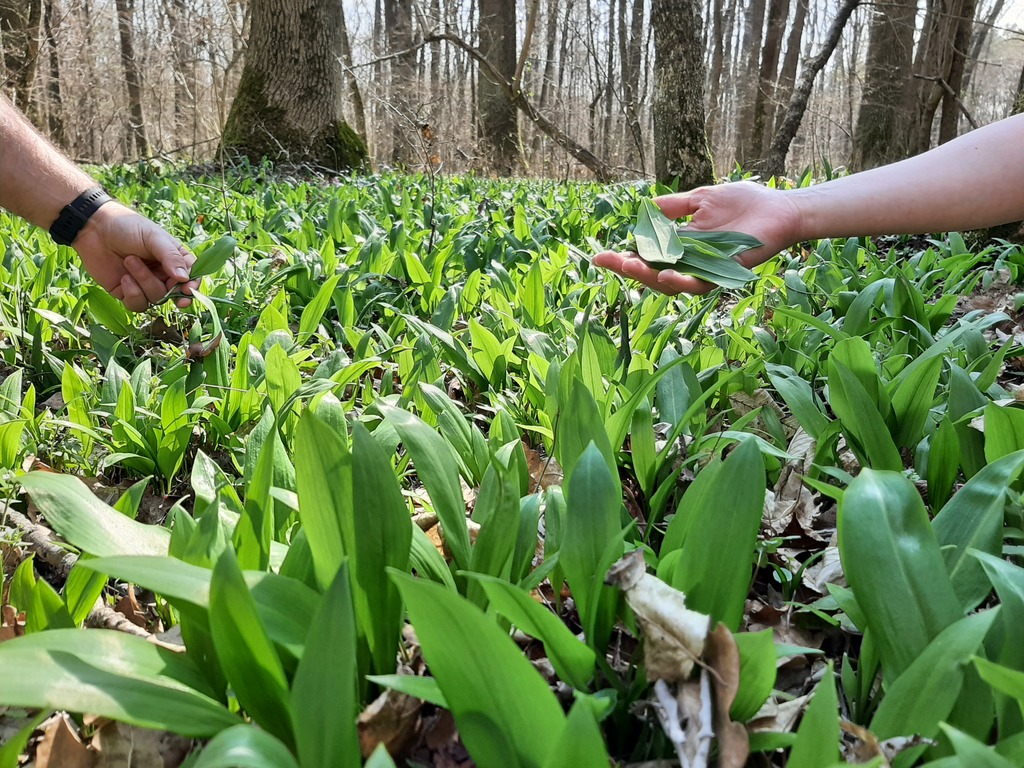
[787,664,840,768]
[562,442,624,651]
[839,470,962,679]
[350,421,412,673]
[367,674,448,708]
[870,610,998,763]
[826,359,903,471]
[297,273,342,344]
[766,363,830,440]
[540,699,611,768]
[291,563,361,768]
[294,410,351,590]
[379,403,472,572]
[469,574,597,689]
[940,724,1017,768]
[888,354,942,449]
[984,403,1024,462]
[660,438,765,631]
[927,416,961,509]
[209,550,294,747]
[933,450,1024,611]
[392,571,566,768]
[973,657,1024,709]
[732,630,777,722]
[632,199,758,289]
[63,558,107,626]
[20,472,170,557]
[191,725,300,768]
[0,630,237,736]
[0,711,48,768]
[365,743,399,768]
[190,235,238,279]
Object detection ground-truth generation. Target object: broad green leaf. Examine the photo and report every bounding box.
[379,403,472,571]
[562,442,624,651]
[367,674,448,708]
[973,657,1024,709]
[191,725,299,768]
[0,630,236,736]
[0,712,48,768]
[933,450,1024,611]
[766,363,829,440]
[350,421,412,674]
[826,359,902,471]
[556,381,618,492]
[297,273,342,344]
[984,403,1024,462]
[209,550,293,747]
[190,235,238,279]
[63,558,107,626]
[470,573,597,689]
[940,724,1017,768]
[632,199,758,289]
[365,743,398,768]
[927,416,961,509]
[540,699,611,768]
[292,563,360,768]
[294,410,351,589]
[409,523,457,591]
[839,470,962,679]
[392,571,566,768]
[20,472,170,557]
[732,630,776,722]
[467,445,523,601]
[889,354,942,448]
[871,610,998,765]
[787,664,840,768]
[661,438,765,631]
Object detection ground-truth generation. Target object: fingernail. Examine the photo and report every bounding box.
[174,268,190,282]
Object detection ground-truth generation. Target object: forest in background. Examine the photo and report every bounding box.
[1,0,1023,181]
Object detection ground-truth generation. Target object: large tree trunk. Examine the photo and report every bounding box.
[850,0,916,170]
[42,0,61,145]
[748,0,789,164]
[704,0,727,151]
[618,0,645,172]
[385,0,416,165]
[937,0,977,144]
[167,0,197,150]
[733,0,767,167]
[764,0,860,178]
[114,0,149,157]
[650,0,713,189]
[0,0,43,115]
[221,0,367,170]
[772,0,808,135]
[477,0,518,174]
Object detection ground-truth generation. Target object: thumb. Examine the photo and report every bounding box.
[145,226,193,283]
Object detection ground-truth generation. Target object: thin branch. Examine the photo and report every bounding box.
[913,73,980,129]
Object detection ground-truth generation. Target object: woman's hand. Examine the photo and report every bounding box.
[72,202,200,312]
[594,181,802,295]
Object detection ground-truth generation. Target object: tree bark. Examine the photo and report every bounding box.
[221,0,367,170]
[937,0,977,144]
[851,0,916,170]
[748,0,790,163]
[764,0,861,178]
[733,0,767,167]
[42,0,62,145]
[477,0,518,173]
[704,0,727,150]
[650,0,713,189]
[385,0,416,165]
[773,0,808,135]
[114,0,149,157]
[339,1,368,144]
[0,0,43,114]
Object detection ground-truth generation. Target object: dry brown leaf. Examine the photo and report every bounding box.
[523,443,563,490]
[606,550,710,682]
[747,692,813,735]
[113,585,148,629]
[704,625,749,768]
[0,604,25,642]
[90,719,169,768]
[358,688,422,759]
[35,713,96,768]
[800,543,844,594]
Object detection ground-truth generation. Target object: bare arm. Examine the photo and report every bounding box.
[0,96,198,312]
[595,114,1024,295]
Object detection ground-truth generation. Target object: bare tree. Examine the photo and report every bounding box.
[651,0,713,188]
[477,0,518,173]
[114,0,149,156]
[221,0,367,170]
[0,0,43,114]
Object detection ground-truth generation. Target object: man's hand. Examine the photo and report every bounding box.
[594,181,802,295]
[72,201,201,312]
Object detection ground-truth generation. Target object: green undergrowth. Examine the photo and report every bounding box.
[1,163,1024,766]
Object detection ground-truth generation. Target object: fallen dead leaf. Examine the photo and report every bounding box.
[704,625,749,768]
[35,713,96,768]
[606,550,710,682]
[358,688,422,759]
[113,585,148,629]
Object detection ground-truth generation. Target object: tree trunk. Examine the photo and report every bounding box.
[704,0,726,150]
[851,0,916,170]
[42,0,61,145]
[113,0,149,157]
[0,0,43,114]
[733,0,767,167]
[477,0,518,174]
[167,0,197,150]
[1013,57,1024,116]
[338,1,367,145]
[748,0,789,163]
[618,0,645,171]
[773,0,808,134]
[651,0,713,189]
[961,0,1004,97]
[385,0,416,165]
[221,0,367,170]
[764,0,860,178]
[937,0,977,144]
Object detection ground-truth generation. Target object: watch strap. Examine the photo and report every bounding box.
[49,187,113,246]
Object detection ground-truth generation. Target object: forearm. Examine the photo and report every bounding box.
[788,114,1024,241]
[0,95,96,229]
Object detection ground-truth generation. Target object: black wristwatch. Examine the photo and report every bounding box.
[49,186,113,246]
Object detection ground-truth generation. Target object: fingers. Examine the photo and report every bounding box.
[652,191,702,220]
[118,274,150,313]
[146,228,194,285]
[593,251,716,295]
